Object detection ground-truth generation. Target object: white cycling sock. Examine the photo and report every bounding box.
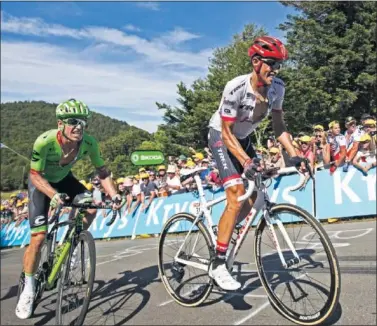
[24,273,35,294]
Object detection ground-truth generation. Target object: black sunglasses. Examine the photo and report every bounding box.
[63,118,87,127]
[260,58,282,70]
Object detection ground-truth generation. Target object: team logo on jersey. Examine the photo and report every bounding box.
[31,150,40,162]
[213,140,224,148]
[223,98,236,106]
[246,93,255,100]
[230,82,246,95]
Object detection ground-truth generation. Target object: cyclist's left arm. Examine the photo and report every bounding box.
[270,81,297,158]
[89,138,117,199]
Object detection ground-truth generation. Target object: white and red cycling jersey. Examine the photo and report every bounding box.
[344,128,362,152]
[208,74,285,139]
[327,134,346,160]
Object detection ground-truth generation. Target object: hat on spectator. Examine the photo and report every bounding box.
[167,165,176,173]
[139,167,146,172]
[345,116,356,126]
[140,172,149,179]
[186,161,195,168]
[85,183,93,191]
[299,135,312,143]
[313,124,324,131]
[193,153,204,160]
[123,177,133,187]
[363,119,376,126]
[269,147,280,154]
[361,113,372,121]
[328,120,339,129]
[116,177,125,184]
[298,131,305,137]
[202,158,209,163]
[179,155,187,161]
[157,165,166,171]
[257,146,267,152]
[360,134,372,142]
[134,174,140,180]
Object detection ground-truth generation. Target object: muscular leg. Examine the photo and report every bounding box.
[23,233,45,275]
[217,184,246,246]
[236,190,264,225]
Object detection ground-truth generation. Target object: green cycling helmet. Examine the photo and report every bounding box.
[56,99,91,120]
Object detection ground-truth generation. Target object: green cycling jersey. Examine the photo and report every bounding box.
[30,129,105,183]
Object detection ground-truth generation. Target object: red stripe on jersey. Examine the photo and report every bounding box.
[222,174,241,184]
[221,116,237,122]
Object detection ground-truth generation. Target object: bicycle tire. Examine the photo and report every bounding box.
[254,203,341,325]
[56,230,96,326]
[158,212,214,307]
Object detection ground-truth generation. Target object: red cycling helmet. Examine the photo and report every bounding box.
[248,36,288,61]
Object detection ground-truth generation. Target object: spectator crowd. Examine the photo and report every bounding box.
[2,114,376,227]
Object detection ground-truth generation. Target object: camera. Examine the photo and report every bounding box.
[370,130,376,137]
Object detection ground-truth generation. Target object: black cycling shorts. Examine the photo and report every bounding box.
[28,172,89,235]
[208,128,256,189]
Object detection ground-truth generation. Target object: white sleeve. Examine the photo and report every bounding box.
[337,135,347,147]
[353,130,361,142]
[219,80,242,122]
[132,184,141,196]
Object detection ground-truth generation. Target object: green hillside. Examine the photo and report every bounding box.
[1,101,151,190]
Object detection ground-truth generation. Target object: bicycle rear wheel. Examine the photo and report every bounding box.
[255,203,341,325]
[56,230,96,326]
[158,213,214,307]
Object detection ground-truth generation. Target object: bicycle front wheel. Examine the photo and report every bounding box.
[255,203,341,325]
[56,230,96,326]
[158,213,214,307]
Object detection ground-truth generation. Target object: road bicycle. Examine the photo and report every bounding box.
[16,194,121,325]
[158,162,341,325]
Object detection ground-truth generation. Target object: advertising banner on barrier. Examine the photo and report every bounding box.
[315,167,376,219]
[1,168,375,248]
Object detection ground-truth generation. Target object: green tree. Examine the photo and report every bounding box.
[156,24,267,152]
[278,1,376,133]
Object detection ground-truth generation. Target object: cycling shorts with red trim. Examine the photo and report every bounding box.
[208,128,256,189]
[28,172,89,235]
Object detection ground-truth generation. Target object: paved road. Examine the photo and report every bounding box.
[1,219,376,325]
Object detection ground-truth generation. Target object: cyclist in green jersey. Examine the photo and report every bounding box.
[16,99,122,319]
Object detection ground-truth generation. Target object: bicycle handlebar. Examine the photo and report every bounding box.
[49,200,125,226]
[237,159,313,202]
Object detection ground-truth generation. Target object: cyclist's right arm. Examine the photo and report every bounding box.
[29,137,59,200]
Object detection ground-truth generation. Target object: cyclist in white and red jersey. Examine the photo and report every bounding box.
[325,120,347,174]
[207,36,305,290]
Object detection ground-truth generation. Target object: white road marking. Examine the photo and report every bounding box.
[234,300,271,325]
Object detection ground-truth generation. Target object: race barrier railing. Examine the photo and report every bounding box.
[1,167,375,248]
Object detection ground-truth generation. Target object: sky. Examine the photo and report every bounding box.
[1,1,297,133]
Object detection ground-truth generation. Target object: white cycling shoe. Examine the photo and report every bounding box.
[15,290,34,319]
[209,262,241,291]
